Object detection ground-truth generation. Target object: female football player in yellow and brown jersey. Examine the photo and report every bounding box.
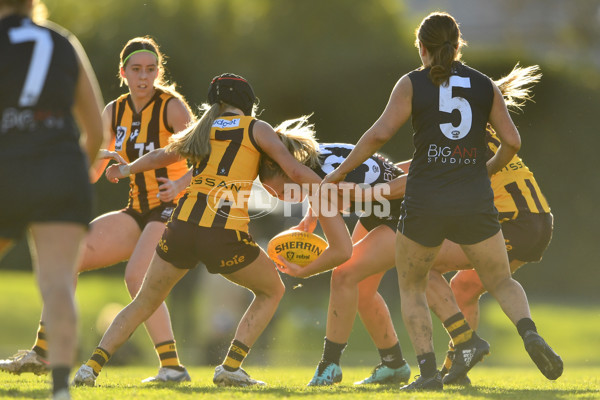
[72,73,352,387]
[0,36,195,384]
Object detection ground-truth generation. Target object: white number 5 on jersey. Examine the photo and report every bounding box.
[439,76,472,140]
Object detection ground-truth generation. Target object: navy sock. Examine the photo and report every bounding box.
[416,352,437,378]
[52,366,70,394]
[378,342,406,369]
[516,318,537,338]
[321,337,346,366]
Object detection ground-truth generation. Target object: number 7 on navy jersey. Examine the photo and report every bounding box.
[9,21,53,107]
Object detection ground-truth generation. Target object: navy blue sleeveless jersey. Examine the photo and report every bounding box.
[0,15,80,158]
[315,143,404,217]
[405,63,496,215]
[0,15,92,235]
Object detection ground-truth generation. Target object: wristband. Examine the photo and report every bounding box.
[119,164,131,176]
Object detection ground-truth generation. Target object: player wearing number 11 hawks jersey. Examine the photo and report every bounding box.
[111,88,189,213]
[0,36,195,385]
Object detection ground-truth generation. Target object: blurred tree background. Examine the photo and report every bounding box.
[1,0,598,367]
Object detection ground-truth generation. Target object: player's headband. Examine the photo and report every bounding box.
[121,43,158,66]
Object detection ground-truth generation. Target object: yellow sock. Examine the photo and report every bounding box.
[222,339,249,371]
[442,343,455,372]
[155,340,183,370]
[86,347,111,376]
[443,312,474,347]
[32,321,48,359]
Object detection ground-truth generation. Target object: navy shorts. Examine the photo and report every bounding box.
[398,206,501,247]
[156,218,260,274]
[358,212,399,233]
[0,151,92,239]
[502,212,553,262]
[122,203,176,230]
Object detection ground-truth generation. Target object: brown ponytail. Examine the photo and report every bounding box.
[415,12,466,86]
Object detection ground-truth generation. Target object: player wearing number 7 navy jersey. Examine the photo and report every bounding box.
[323,11,562,391]
[0,1,105,398]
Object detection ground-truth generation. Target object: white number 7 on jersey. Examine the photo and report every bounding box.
[9,21,53,107]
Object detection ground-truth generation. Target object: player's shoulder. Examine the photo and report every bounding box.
[456,63,492,83]
[38,19,70,37]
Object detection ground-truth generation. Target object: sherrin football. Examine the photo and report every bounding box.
[267,230,328,267]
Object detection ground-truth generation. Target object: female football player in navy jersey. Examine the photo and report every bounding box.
[0,0,105,398]
[271,65,555,388]
[0,36,196,384]
[71,73,352,387]
[322,12,562,391]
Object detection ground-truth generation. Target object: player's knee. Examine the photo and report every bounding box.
[450,274,484,301]
[480,274,513,298]
[256,278,285,302]
[124,272,143,296]
[331,266,357,290]
[273,279,285,301]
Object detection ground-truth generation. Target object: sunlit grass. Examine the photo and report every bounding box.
[0,366,598,399]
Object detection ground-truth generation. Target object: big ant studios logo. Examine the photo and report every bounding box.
[427,144,477,165]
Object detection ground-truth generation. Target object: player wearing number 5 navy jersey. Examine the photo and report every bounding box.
[406,63,495,217]
[323,11,562,391]
[0,1,105,398]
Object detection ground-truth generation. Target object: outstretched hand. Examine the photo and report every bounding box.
[289,211,318,233]
[98,149,126,164]
[105,163,128,183]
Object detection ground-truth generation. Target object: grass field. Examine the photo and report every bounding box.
[0,366,598,399]
[0,271,599,399]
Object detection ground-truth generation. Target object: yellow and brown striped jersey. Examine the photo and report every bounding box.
[172,114,261,232]
[111,89,188,213]
[487,127,550,221]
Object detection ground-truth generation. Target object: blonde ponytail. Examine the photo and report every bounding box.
[166,103,222,164]
[259,115,321,181]
[494,64,541,112]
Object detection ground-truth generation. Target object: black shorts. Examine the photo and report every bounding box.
[358,212,398,233]
[155,218,260,274]
[502,212,553,262]
[0,151,93,239]
[122,203,176,230]
[398,206,501,247]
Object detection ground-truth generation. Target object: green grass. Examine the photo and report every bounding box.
[1,271,599,399]
[0,366,598,399]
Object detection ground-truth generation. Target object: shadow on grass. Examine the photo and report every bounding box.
[446,385,599,399]
[86,382,600,399]
[0,387,50,399]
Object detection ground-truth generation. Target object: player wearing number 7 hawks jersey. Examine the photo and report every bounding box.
[323,11,562,391]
